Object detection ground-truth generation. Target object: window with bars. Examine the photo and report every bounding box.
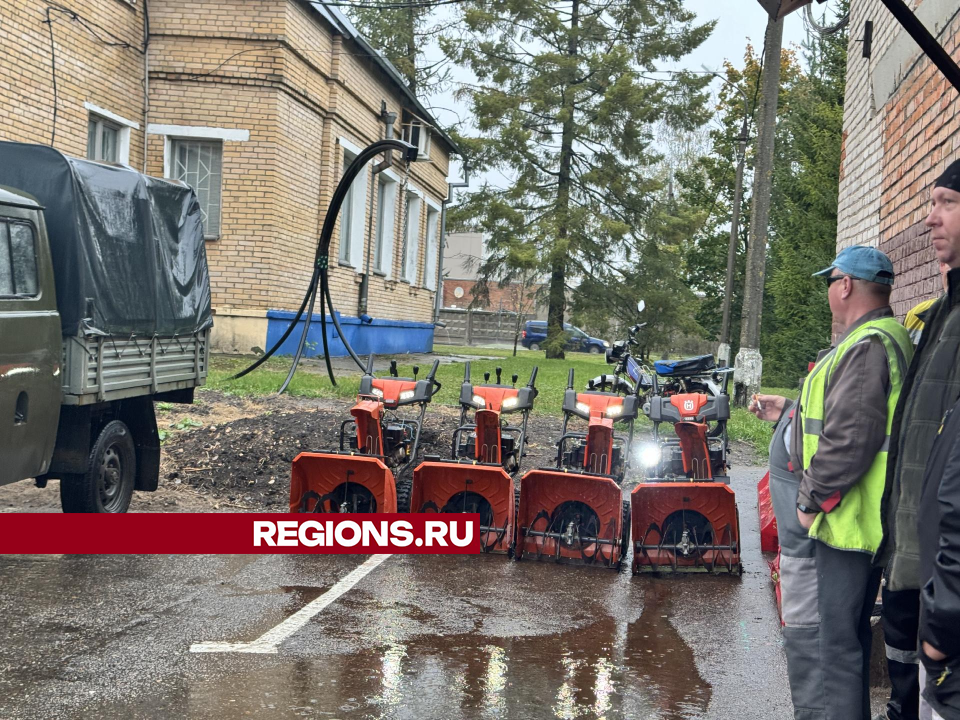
[172,139,223,238]
[87,115,121,164]
[0,220,38,298]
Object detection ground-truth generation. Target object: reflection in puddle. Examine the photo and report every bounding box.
[483,645,508,718]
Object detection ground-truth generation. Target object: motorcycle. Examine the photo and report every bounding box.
[586,300,654,396]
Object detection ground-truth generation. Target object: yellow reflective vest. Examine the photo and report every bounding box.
[800,316,913,554]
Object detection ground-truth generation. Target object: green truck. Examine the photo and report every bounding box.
[0,143,212,512]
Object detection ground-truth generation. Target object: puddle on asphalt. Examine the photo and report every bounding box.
[119,584,711,720]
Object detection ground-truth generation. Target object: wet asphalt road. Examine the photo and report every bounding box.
[0,467,795,720]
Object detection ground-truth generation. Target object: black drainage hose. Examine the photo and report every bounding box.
[231,139,418,392]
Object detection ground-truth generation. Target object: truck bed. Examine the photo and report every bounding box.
[61,328,210,405]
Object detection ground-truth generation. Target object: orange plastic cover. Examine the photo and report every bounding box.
[584,421,614,474]
[577,393,624,419]
[674,421,711,478]
[472,386,519,412]
[669,393,709,419]
[351,400,383,455]
[290,453,397,513]
[371,378,417,407]
[411,460,515,553]
[474,409,502,463]
[630,482,739,571]
[515,469,625,568]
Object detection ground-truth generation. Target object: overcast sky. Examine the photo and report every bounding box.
[429,1,812,194]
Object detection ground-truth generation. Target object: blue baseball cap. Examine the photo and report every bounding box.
[813,245,895,286]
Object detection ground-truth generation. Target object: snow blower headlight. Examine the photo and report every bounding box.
[502,396,518,409]
[605,404,623,418]
[473,394,486,407]
[371,388,384,398]
[576,401,591,415]
[638,444,661,468]
[399,390,415,401]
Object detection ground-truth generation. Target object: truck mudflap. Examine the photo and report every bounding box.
[411,460,515,553]
[515,469,629,569]
[290,453,398,513]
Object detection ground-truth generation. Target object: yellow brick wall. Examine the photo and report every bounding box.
[0,0,145,165]
[1,0,454,345]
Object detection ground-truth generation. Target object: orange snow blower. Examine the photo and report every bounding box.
[515,369,638,570]
[410,363,538,554]
[631,357,741,573]
[290,355,440,513]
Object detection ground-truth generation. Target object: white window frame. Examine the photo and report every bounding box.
[423,199,441,291]
[151,124,250,241]
[401,186,423,284]
[374,167,399,277]
[337,137,368,272]
[84,103,138,166]
[401,113,431,162]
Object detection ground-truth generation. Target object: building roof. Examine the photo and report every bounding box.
[307,1,461,156]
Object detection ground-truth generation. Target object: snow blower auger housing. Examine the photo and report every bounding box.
[631,361,741,574]
[290,356,440,514]
[411,363,539,554]
[515,369,638,570]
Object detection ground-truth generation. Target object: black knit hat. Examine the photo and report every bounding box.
[934,159,960,192]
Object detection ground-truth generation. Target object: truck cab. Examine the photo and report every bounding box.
[0,187,61,488]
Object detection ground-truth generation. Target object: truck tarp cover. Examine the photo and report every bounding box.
[0,142,212,337]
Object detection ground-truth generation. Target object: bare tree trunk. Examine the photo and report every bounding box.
[734,15,782,406]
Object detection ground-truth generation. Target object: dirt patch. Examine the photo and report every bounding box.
[0,391,764,513]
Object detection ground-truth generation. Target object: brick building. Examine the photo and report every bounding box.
[441,232,546,317]
[1,0,457,355]
[837,0,960,318]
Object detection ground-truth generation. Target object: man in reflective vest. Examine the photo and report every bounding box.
[751,245,913,720]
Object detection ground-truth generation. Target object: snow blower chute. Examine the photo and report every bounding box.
[515,369,638,570]
[631,357,741,573]
[290,355,440,513]
[411,363,538,554]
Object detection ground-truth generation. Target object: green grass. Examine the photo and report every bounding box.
[205,349,799,455]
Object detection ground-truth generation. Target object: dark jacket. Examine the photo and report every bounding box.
[918,397,960,718]
[789,307,894,512]
[882,268,960,590]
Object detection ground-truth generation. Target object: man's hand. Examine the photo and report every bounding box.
[923,641,948,662]
[749,394,788,422]
[797,508,817,529]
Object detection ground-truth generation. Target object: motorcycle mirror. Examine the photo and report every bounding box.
[390,360,398,378]
[637,300,645,313]
[511,373,519,386]
[413,365,420,380]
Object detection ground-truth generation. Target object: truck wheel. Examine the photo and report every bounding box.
[529,343,541,351]
[60,420,137,513]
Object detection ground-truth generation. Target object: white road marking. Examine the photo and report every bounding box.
[190,554,393,654]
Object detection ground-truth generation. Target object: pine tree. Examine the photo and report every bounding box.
[446,0,714,358]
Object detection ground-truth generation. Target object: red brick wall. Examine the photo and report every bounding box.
[442,279,543,314]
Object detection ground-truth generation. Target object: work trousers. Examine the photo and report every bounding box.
[919,665,947,720]
[769,462,883,720]
[880,586,921,720]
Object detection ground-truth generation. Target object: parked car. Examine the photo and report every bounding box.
[521,321,610,353]
[0,142,212,512]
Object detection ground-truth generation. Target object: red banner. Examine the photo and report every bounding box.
[0,514,483,554]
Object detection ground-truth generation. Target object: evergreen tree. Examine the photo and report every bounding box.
[446,0,714,358]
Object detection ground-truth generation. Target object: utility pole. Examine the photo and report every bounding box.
[709,69,752,368]
[733,14,782,406]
